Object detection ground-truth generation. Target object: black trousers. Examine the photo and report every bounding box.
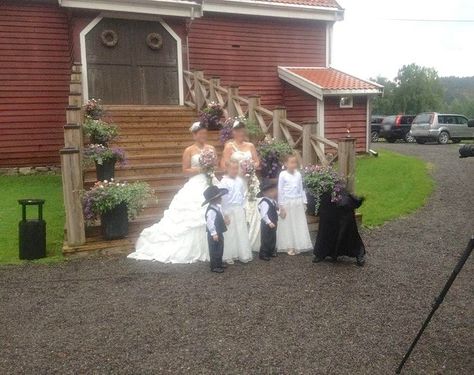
[259,222,277,257]
[207,234,224,270]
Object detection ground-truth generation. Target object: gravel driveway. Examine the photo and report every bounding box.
[1,144,473,374]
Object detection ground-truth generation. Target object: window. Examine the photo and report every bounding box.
[339,96,353,108]
[456,116,468,125]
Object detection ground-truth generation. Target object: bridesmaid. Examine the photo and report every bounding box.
[221,120,261,252]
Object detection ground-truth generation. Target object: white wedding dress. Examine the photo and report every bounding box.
[230,144,261,252]
[128,154,209,263]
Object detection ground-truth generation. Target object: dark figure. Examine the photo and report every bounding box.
[313,191,366,266]
[257,180,279,261]
[203,186,229,273]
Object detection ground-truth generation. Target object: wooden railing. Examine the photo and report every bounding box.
[184,70,342,167]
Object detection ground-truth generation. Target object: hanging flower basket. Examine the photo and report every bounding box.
[257,138,293,179]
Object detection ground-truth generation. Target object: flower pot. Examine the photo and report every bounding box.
[95,158,116,181]
[100,202,129,240]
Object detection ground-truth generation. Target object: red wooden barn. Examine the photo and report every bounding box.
[0,0,383,168]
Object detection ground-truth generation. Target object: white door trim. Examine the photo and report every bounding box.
[79,13,184,105]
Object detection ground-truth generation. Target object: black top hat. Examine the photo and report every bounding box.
[202,185,229,206]
[257,179,278,198]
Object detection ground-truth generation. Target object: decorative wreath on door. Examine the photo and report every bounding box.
[101,30,118,47]
[146,33,163,50]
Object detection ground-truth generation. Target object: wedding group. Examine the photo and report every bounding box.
[128,120,366,271]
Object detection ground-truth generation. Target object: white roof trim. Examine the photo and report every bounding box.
[203,0,344,21]
[278,66,384,98]
[58,0,202,18]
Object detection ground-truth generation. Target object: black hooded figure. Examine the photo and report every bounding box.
[313,190,366,266]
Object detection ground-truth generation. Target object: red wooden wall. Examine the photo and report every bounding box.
[188,15,326,107]
[0,1,71,167]
[324,96,368,152]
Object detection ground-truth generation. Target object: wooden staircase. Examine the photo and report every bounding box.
[65,105,223,255]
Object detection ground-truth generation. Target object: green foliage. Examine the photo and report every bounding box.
[0,175,64,264]
[372,64,443,115]
[372,65,474,118]
[83,144,126,166]
[243,118,264,139]
[356,150,434,227]
[83,118,119,145]
[302,165,344,213]
[82,180,154,223]
[257,139,294,178]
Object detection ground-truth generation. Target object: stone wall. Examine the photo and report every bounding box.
[0,166,61,176]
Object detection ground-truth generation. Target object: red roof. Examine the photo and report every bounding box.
[250,0,342,9]
[287,68,380,90]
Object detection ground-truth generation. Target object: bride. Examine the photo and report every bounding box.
[220,120,261,252]
[128,122,216,263]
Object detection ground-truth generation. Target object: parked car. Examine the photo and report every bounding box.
[411,112,474,144]
[370,116,385,142]
[379,115,416,143]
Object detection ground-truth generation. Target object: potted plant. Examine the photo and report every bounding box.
[82,179,154,240]
[257,138,293,179]
[84,144,126,181]
[200,101,224,130]
[84,98,105,120]
[302,165,345,215]
[83,118,118,146]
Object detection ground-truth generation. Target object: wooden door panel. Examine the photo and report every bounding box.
[88,66,137,105]
[133,21,177,67]
[140,67,179,105]
[85,18,179,105]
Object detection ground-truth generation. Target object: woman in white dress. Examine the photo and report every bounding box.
[220,120,261,252]
[128,122,216,263]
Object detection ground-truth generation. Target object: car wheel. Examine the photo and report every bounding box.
[415,138,426,144]
[371,131,379,143]
[386,137,396,143]
[438,131,450,144]
[404,132,415,143]
[451,139,461,144]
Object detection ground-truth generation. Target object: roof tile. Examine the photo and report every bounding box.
[288,67,379,90]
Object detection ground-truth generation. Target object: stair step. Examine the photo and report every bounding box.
[84,162,183,179]
[116,133,221,142]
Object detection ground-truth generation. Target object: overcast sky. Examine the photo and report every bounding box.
[332,0,474,80]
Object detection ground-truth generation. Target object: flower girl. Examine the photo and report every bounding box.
[219,159,252,264]
[277,153,313,255]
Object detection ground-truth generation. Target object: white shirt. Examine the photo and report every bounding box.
[278,170,307,204]
[205,204,222,236]
[219,175,245,213]
[259,198,277,225]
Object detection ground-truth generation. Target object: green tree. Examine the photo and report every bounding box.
[371,76,396,115]
[393,64,443,114]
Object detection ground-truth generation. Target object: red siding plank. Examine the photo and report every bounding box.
[0,2,70,167]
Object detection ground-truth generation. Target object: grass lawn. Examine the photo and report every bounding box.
[0,175,64,264]
[356,149,434,227]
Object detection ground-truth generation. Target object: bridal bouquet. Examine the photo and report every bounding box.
[199,148,217,185]
[240,159,260,201]
[302,165,345,213]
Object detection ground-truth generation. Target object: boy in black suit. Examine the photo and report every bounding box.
[257,180,279,261]
[203,186,229,273]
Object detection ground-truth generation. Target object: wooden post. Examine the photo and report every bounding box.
[60,148,85,247]
[193,70,205,112]
[247,95,260,124]
[302,122,314,166]
[272,106,286,141]
[209,76,220,102]
[64,124,82,148]
[228,85,239,118]
[66,106,81,124]
[338,137,357,193]
[68,93,82,107]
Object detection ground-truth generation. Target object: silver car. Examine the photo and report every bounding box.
[411,112,474,144]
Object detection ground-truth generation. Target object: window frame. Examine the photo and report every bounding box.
[339,96,353,109]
